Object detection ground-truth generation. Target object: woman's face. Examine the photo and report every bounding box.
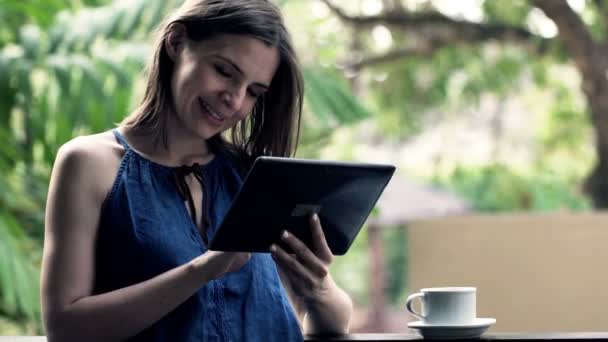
[168,32,280,140]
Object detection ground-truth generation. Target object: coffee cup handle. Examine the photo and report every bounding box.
[405,292,425,321]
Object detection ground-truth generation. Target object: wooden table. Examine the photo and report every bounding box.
[304,332,608,340]
[3,333,608,341]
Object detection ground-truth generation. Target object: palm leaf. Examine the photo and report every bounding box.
[0,212,40,325]
[302,68,333,127]
[303,67,372,127]
[48,0,174,53]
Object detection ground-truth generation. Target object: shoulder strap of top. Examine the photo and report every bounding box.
[111,128,131,151]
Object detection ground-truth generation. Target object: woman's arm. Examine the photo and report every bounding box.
[279,267,352,335]
[272,215,353,335]
[302,276,353,335]
[41,138,248,342]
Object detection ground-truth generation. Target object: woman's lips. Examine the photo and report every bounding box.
[199,98,226,125]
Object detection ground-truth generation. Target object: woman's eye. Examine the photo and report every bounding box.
[247,89,261,98]
[215,65,231,78]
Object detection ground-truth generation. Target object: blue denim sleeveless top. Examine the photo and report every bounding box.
[94,129,303,342]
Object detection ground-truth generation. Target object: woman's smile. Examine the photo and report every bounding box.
[198,97,226,126]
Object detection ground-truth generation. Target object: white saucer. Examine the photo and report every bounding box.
[407,318,496,339]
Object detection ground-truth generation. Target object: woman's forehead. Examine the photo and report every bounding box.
[195,34,280,85]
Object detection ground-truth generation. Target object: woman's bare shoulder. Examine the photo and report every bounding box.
[59,130,123,156]
[53,130,126,202]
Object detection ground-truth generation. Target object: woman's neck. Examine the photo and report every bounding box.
[121,117,214,167]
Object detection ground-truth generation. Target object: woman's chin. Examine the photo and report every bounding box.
[197,126,223,140]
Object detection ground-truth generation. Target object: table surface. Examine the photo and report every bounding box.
[304,332,608,340]
[2,333,608,341]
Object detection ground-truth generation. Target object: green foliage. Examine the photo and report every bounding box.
[382,226,408,306]
[369,43,529,139]
[0,213,40,325]
[436,164,592,212]
[0,315,36,335]
[304,67,371,129]
[538,83,592,158]
[299,67,372,156]
[0,0,115,44]
[483,0,532,27]
[460,47,527,101]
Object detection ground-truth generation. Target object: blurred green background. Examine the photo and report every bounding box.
[0,0,603,334]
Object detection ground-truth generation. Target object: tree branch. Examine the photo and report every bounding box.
[532,0,599,75]
[381,0,406,14]
[319,0,553,54]
[348,46,437,70]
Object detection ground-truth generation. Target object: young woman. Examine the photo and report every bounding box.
[40,1,352,341]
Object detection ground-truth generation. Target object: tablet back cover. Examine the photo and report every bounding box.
[209,157,395,255]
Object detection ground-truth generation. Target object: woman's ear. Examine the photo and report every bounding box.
[165,22,188,62]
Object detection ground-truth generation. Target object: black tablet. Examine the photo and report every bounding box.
[208,156,395,255]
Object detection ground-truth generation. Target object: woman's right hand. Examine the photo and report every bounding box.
[192,251,251,282]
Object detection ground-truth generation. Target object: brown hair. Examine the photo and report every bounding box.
[121,0,303,170]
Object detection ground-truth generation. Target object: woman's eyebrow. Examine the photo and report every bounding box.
[215,55,270,90]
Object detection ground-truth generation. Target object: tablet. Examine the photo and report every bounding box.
[208,156,395,255]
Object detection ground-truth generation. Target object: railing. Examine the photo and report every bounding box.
[6,333,608,341]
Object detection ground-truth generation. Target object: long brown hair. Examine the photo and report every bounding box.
[121,0,303,170]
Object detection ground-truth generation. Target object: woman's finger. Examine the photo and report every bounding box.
[270,243,320,282]
[309,214,333,263]
[279,230,328,278]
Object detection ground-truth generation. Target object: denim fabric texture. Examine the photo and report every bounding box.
[92,129,303,341]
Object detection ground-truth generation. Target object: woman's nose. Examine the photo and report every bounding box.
[221,86,246,111]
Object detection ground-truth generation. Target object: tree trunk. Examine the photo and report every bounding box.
[582,83,608,208]
[532,0,608,208]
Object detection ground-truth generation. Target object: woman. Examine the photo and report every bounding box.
[40,0,353,341]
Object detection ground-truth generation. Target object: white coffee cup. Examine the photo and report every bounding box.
[405,287,476,325]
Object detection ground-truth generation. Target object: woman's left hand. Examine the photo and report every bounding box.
[270,214,334,302]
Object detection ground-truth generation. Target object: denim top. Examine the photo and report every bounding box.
[94,129,303,342]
